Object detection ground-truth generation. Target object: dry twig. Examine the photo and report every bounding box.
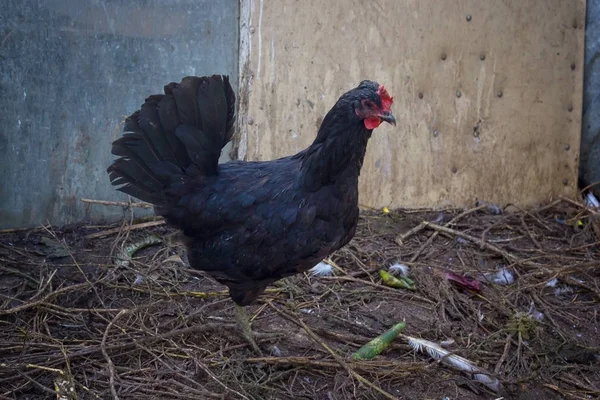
[80,198,153,209]
[84,220,165,240]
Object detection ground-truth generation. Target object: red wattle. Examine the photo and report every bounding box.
[364,118,381,130]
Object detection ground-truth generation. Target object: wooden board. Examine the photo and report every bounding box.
[235,0,586,208]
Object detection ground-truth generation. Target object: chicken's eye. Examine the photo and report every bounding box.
[364,100,374,109]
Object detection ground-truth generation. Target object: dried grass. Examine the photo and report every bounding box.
[0,198,599,399]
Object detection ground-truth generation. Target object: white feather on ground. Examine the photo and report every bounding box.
[545,278,574,296]
[133,274,144,285]
[528,308,544,322]
[388,262,409,277]
[553,285,574,296]
[484,267,514,285]
[309,261,335,277]
[546,278,558,287]
[585,192,600,208]
[404,335,500,393]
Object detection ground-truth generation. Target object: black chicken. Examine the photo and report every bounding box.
[108,75,395,352]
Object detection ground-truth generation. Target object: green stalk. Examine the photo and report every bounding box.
[352,321,407,360]
[379,269,415,290]
[115,235,163,267]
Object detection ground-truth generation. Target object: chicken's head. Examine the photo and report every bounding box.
[352,80,396,130]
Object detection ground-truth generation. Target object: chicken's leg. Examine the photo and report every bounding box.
[234,304,262,355]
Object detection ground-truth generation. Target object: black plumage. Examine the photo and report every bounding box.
[108,75,395,307]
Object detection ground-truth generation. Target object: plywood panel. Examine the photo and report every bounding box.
[236,0,585,208]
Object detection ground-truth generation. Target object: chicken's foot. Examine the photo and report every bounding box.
[235,304,263,356]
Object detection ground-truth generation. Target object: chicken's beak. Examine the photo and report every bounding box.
[379,111,396,126]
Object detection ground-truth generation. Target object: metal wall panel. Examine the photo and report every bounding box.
[0,0,239,228]
[580,0,600,192]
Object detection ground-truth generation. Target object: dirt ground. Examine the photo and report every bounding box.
[0,199,599,400]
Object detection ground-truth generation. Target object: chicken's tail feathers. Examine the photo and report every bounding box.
[107,75,236,206]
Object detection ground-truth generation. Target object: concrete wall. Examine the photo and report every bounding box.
[580,0,600,192]
[236,0,586,209]
[0,0,239,228]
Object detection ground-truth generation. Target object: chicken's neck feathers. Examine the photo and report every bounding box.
[297,107,372,191]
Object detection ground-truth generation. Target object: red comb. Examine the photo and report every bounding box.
[377,85,393,112]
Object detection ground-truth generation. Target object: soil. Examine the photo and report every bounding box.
[0,199,599,400]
